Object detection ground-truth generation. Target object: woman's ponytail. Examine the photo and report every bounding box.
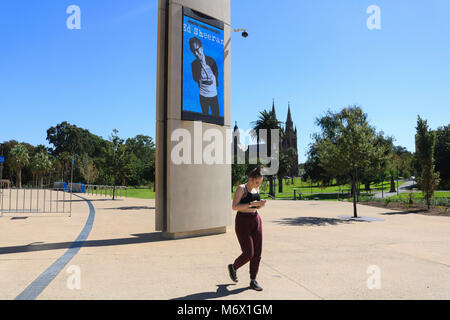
[249,165,264,179]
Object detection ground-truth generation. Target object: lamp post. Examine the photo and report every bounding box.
[397,165,399,196]
[0,156,3,182]
[0,149,4,189]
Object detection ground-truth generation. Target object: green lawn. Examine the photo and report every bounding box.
[124,188,155,199]
[366,191,450,207]
[389,191,450,201]
[234,177,405,198]
[123,179,410,201]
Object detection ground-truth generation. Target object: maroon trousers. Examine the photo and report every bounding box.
[232,211,263,280]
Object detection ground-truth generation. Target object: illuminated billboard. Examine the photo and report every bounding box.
[182,7,224,126]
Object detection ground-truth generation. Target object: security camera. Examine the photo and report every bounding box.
[232,28,248,38]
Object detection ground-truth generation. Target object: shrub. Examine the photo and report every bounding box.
[435,197,450,207]
[359,194,375,202]
[401,198,411,209]
[406,192,415,205]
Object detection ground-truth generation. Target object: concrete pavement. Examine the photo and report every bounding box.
[1,194,449,299]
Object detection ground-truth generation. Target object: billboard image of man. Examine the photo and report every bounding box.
[189,37,219,116]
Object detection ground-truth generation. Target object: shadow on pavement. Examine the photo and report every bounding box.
[0,232,166,255]
[102,206,155,210]
[172,284,249,300]
[56,199,124,202]
[273,216,370,226]
[380,209,423,215]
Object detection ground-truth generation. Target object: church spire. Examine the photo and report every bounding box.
[271,99,277,120]
[286,102,293,125]
[233,121,240,147]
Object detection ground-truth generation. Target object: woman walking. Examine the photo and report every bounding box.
[228,165,267,291]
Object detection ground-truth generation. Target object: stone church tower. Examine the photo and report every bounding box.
[232,100,299,177]
[280,103,299,177]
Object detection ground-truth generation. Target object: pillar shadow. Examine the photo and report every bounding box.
[172,284,249,300]
[101,206,155,210]
[0,232,167,255]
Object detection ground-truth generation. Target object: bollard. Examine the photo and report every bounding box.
[23,188,26,212]
[63,187,65,214]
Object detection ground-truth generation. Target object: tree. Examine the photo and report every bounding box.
[231,155,247,192]
[286,146,298,185]
[415,116,440,210]
[304,138,334,185]
[79,153,99,184]
[386,145,413,193]
[276,152,290,193]
[46,156,60,187]
[315,106,388,217]
[0,140,19,183]
[125,135,156,186]
[392,146,413,179]
[47,121,106,157]
[31,152,52,187]
[58,151,72,181]
[277,147,296,193]
[251,109,282,197]
[435,125,450,189]
[102,129,132,200]
[9,144,30,188]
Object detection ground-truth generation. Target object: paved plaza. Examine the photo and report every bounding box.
[1,193,449,300]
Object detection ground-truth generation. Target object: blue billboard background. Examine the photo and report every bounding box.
[182,14,224,118]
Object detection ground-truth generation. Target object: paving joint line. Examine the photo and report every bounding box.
[261,261,324,300]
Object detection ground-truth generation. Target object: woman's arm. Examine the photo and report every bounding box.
[232,185,257,213]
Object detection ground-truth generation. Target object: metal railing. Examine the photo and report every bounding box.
[0,186,72,217]
[84,185,127,199]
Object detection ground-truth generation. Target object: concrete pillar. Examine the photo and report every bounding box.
[156,0,232,239]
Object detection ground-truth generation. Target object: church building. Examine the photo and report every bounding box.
[233,100,299,177]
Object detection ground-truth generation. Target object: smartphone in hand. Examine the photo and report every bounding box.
[249,200,262,208]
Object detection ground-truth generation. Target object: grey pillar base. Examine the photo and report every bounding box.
[162,226,227,240]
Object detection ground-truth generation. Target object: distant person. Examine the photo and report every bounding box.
[228,165,267,291]
[189,37,220,117]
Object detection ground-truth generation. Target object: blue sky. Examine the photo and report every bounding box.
[1,0,449,162]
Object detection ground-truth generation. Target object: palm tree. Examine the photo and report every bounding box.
[9,144,30,188]
[251,109,282,196]
[49,157,62,186]
[31,152,52,187]
[58,151,72,181]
